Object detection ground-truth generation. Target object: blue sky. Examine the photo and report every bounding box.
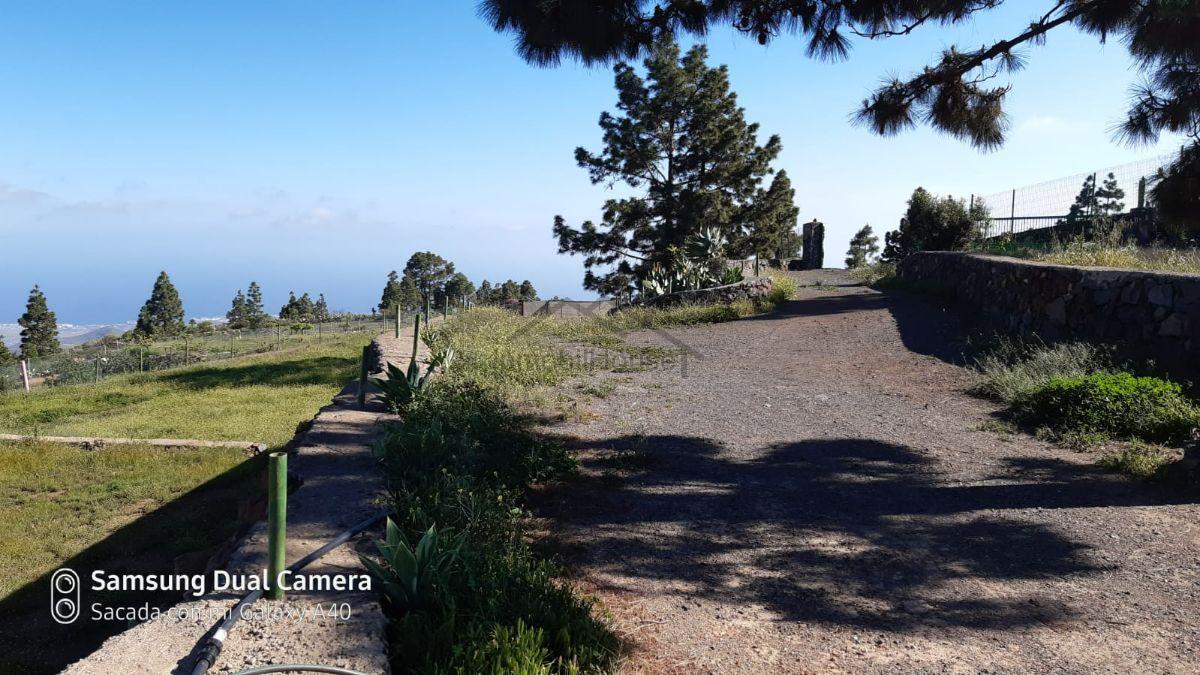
[0,2,1185,324]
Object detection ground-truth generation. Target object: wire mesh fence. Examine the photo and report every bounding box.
[0,315,410,394]
[974,153,1177,240]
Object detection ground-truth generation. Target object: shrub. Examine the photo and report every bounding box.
[848,261,896,287]
[766,271,797,303]
[1021,372,1200,442]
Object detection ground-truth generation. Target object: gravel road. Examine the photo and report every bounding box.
[533,281,1200,674]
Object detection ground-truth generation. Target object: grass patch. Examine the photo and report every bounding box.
[1099,441,1176,480]
[1034,244,1200,275]
[0,333,367,446]
[849,262,897,287]
[971,337,1112,404]
[0,440,261,673]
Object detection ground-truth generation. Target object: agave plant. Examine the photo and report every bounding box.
[372,346,455,411]
[360,519,460,614]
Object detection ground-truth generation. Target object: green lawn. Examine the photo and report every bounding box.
[0,333,372,673]
[0,332,369,446]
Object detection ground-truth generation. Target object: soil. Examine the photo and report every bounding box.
[533,275,1200,674]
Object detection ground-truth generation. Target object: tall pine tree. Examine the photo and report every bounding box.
[402,252,455,302]
[245,281,267,328]
[845,225,881,268]
[553,39,782,296]
[314,294,330,322]
[135,272,185,337]
[1095,172,1126,217]
[733,170,800,260]
[226,290,248,328]
[18,285,60,359]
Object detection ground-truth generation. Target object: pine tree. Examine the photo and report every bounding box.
[296,293,316,322]
[443,272,476,307]
[499,280,520,301]
[1095,172,1126,217]
[314,294,330,323]
[379,271,403,315]
[280,292,298,321]
[845,225,881,268]
[135,271,185,338]
[226,290,248,328]
[0,337,15,366]
[402,252,455,303]
[18,285,60,359]
[1058,174,1098,232]
[477,280,493,304]
[245,281,267,328]
[553,39,782,296]
[733,170,800,259]
[398,276,421,311]
[518,280,538,301]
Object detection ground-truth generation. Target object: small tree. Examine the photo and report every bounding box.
[314,294,330,323]
[443,272,476,307]
[733,170,800,260]
[518,280,538,301]
[135,271,185,338]
[280,291,300,321]
[245,281,267,328]
[845,225,881,269]
[18,285,60,359]
[226,290,248,329]
[0,338,16,366]
[477,280,494,304]
[296,293,316,322]
[499,280,521,301]
[379,271,403,315]
[882,188,987,263]
[1095,172,1126,217]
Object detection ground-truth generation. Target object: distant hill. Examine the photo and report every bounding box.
[0,323,136,350]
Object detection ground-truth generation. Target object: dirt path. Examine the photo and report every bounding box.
[535,282,1200,674]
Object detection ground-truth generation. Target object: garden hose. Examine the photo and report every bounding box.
[189,509,389,675]
[231,666,369,675]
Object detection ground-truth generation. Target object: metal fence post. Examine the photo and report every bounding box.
[20,359,31,393]
[267,451,288,601]
[184,336,190,364]
[358,345,370,407]
[412,313,421,362]
[394,309,401,339]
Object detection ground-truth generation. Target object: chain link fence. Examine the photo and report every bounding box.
[0,317,403,393]
[974,153,1176,241]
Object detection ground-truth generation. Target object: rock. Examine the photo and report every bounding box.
[1148,283,1175,307]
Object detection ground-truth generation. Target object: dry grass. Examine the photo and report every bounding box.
[1032,244,1200,275]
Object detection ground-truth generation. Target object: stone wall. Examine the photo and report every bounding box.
[640,276,774,309]
[898,252,1200,371]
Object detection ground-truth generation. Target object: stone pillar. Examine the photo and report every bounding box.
[801,220,825,270]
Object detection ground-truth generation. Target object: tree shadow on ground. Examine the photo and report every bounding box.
[533,433,1192,634]
[0,454,266,675]
[159,355,359,390]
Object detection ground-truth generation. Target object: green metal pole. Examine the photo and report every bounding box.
[184,336,190,364]
[267,451,287,601]
[94,359,101,384]
[357,345,370,406]
[394,308,401,339]
[424,294,430,324]
[412,313,421,362]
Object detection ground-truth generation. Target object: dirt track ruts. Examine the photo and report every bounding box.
[534,279,1200,674]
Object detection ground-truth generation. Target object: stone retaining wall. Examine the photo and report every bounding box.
[898,252,1200,371]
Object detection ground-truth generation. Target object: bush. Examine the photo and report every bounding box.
[1098,442,1174,481]
[1021,372,1200,442]
[848,261,896,287]
[765,271,797,303]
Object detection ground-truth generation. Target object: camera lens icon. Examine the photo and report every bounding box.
[50,568,80,624]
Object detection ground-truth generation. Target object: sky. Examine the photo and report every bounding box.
[0,2,1186,325]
